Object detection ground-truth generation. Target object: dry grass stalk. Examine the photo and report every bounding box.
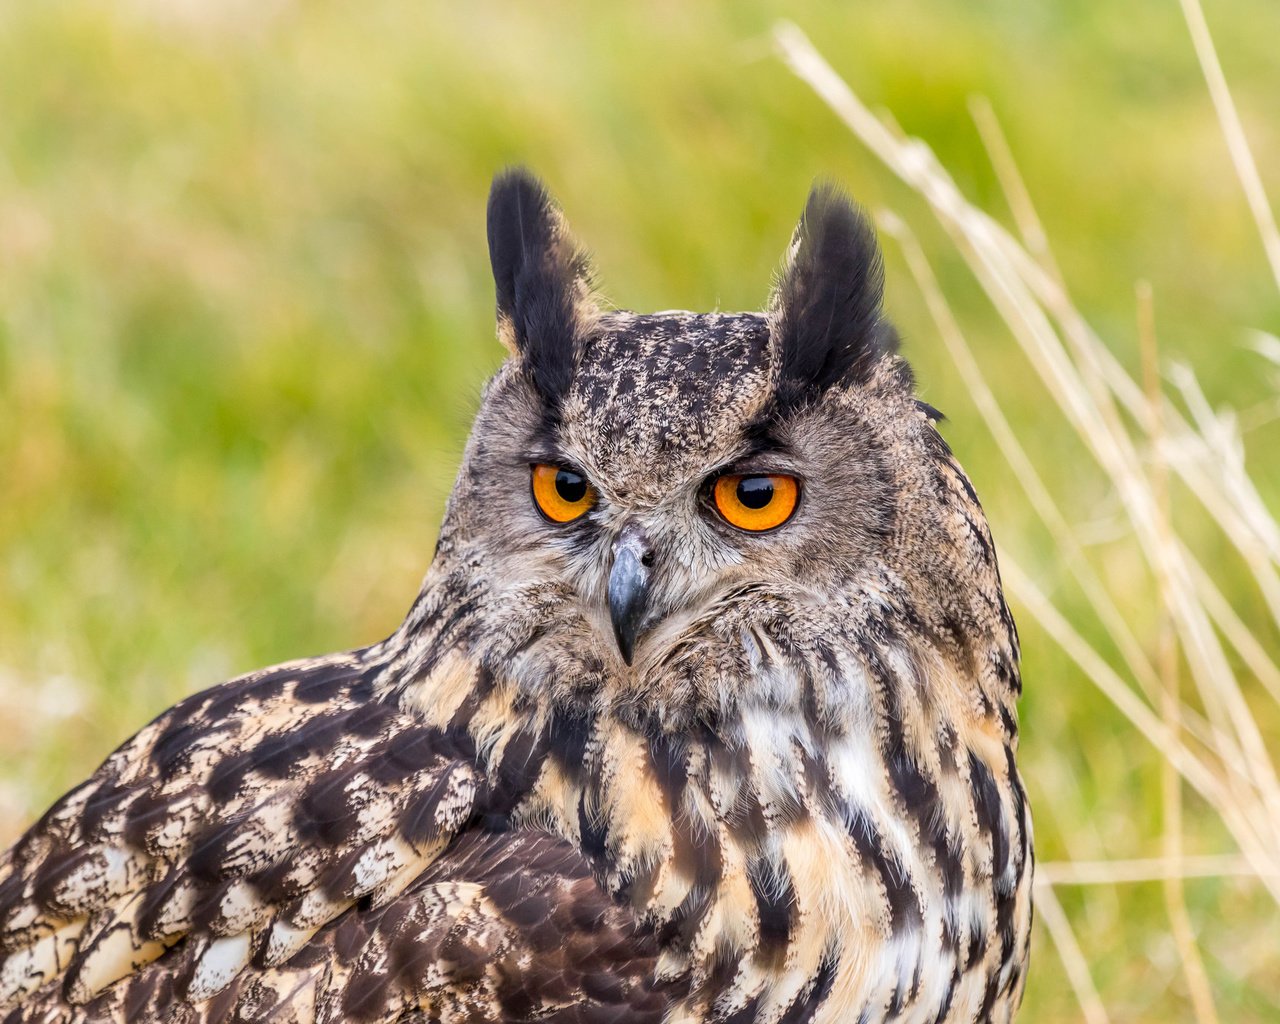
[1035,854,1254,887]
[1031,884,1111,1024]
[1178,0,1280,289]
[1138,281,1218,1024]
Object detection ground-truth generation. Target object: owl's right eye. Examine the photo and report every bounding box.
[531,464,596,523]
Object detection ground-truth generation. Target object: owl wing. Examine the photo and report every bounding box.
[5,830,668,1024]
[0,649,607,1020]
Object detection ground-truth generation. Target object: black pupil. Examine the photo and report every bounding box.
[736,476,774,510]
[555,470,588,504]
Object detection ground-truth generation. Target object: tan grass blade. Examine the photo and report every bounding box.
[1036,855,1255,886]
[1177,0,1280,289]
[1032,884,1111,1024]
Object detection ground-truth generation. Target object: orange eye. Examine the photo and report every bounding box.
[531,464,596,523]
[712,474,800,532]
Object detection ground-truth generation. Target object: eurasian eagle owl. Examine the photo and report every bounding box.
[0,170,1032,1023]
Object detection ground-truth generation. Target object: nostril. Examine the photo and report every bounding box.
[614,522,656,568]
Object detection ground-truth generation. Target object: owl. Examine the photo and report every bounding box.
[0,170,1032,1024]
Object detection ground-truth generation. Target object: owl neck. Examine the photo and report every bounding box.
[380,554,1030,1023]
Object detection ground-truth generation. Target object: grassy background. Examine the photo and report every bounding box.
[2,1,1278,1019]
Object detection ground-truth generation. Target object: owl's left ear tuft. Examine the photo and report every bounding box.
[487,168,598,405]
[768,183,898,408]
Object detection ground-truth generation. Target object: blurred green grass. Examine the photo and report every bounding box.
[1,1,1278,1020]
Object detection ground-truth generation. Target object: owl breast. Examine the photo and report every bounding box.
[508,653,1032,1024]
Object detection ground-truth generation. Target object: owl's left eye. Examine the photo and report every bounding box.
[712,473,800,532]
[531,464,596,523]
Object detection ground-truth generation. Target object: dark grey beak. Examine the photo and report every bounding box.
[608,526,655,665]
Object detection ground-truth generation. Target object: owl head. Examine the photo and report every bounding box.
[419,169,1015,729]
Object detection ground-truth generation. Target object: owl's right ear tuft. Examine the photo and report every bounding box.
[487,168,597,406]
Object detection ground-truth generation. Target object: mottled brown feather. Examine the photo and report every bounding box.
[1,173,1031,1023]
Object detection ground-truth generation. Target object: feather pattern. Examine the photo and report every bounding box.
[0,172,1031,1023]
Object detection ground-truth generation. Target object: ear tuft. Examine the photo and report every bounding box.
[769,183,896,408]
[487,168,596,404]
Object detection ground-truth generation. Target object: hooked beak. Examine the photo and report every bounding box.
[608,525,655,666]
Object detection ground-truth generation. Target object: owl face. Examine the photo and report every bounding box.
[431,171,972,717]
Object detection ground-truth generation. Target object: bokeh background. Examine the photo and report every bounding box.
[2,2,1278,1020]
